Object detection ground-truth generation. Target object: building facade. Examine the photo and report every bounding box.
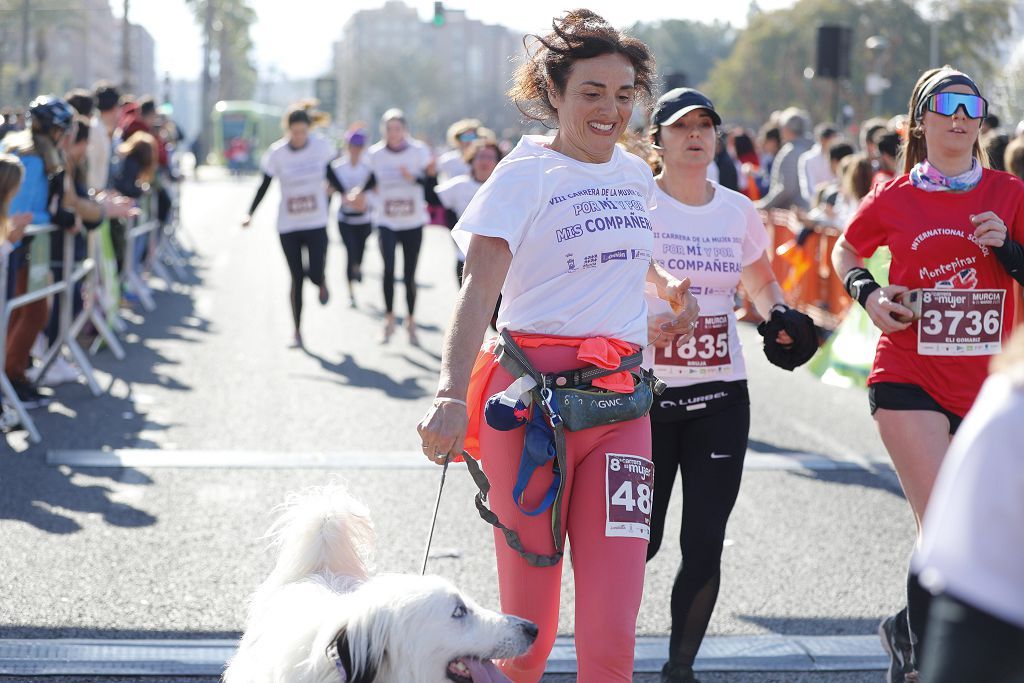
[0,1,156,106]
[332,0,521,144]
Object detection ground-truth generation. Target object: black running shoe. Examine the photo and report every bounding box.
[11,380,51,410]
[879,611,914,683]
[661,660,700,683]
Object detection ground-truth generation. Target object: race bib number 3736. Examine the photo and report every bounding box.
[605,453,654,541]
[917,289,1004,356]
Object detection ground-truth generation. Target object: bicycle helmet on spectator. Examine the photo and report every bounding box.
[28,96,75,134]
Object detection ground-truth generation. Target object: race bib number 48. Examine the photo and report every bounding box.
[917,289,1004,356]
[605,453,654,541]
[654,314,732,378]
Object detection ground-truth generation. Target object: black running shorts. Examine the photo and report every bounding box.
[868,381,963,434]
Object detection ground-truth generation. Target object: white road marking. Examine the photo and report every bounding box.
[46,448,883,471]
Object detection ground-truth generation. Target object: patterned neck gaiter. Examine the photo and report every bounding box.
[909,157,983,193]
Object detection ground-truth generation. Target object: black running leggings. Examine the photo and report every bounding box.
[647,401,750,667]
[278,227,328,331]
[378,225,423,315]
[339,220,372,283]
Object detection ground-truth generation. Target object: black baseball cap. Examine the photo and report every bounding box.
[652,87,722,127]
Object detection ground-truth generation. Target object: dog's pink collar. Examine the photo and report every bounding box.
[326,641,348,682]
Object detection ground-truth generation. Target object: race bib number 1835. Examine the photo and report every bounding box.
[654,314,732,378]
[605,453,654,541]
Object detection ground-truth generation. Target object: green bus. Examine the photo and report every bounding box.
[210,100,282,171]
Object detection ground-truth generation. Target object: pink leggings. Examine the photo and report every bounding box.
[479,344,652,682]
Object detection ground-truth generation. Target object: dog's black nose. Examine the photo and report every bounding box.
[521,621,539,641]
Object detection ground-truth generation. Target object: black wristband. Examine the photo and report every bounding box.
[843,267,873,295]
[843,267,880,309]
[855,280,881,308]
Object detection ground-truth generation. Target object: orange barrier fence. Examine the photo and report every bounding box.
[743,209,1024,333]
[736,209,851,330]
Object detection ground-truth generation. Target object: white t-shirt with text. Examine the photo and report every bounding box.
[366,139,432,231]
[453,135,657,347]
[644,182,769,385]
[260,134,336,233]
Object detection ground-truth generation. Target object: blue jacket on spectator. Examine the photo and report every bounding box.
[4,152,49,226]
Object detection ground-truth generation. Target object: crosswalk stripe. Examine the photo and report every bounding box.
[46,448,886,471]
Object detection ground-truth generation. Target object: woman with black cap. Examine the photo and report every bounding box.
[643,87,816,683]
[242,101,345,347]
[832,67,1024,681]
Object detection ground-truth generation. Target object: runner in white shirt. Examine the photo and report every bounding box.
[642,88,817,683]
[355,109,434,344]
[433,138,502,285]
[437,118,481,181]
[242,102,344,347]
[915,326,1024,683]
[417,11,700,681]
[331,126,373,308]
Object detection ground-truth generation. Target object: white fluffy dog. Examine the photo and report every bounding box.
[223,483,537,683]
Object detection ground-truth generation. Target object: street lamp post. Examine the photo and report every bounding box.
[865,35,890,116]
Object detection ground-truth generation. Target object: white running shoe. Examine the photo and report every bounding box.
[33,356,81,386]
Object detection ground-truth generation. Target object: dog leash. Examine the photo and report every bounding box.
[421,451,451,575]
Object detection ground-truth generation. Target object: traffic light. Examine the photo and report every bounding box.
[432,1,445,27]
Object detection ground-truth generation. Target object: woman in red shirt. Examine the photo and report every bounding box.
[832,67,1024,682]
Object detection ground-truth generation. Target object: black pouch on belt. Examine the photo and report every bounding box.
[549,369,661,431]
[496,329,664,431]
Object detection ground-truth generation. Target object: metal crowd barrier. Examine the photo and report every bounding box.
[2,224,117,442]
[2,183,189,444]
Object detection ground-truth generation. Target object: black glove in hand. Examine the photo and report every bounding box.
[756,307,819,371]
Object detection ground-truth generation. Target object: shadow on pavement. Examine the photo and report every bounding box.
[1,257,210,532]
[0,455,157,534]
[788,468,905,498]
[4,257,211,454]
[301,348,428,400]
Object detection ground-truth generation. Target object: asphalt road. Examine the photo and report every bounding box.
[0,171,911,681]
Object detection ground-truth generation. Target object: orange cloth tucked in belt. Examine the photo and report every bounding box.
[461,333,638,460]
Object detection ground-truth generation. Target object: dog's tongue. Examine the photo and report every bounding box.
[463,658,511,683]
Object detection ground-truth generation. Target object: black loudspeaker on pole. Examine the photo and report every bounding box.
[816,25,852,80]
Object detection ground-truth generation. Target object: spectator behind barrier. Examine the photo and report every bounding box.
[0,96,75,409]
[798,122,839,205]
[984,132,1010,173]
[88,81,121,192]
[64,89,94,118]
[1004,136,1024,181]
[756,107,813,210]
[874,132,902,186]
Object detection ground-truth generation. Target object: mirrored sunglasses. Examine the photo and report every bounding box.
[925,92,988,119]
[457,131,478,143]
